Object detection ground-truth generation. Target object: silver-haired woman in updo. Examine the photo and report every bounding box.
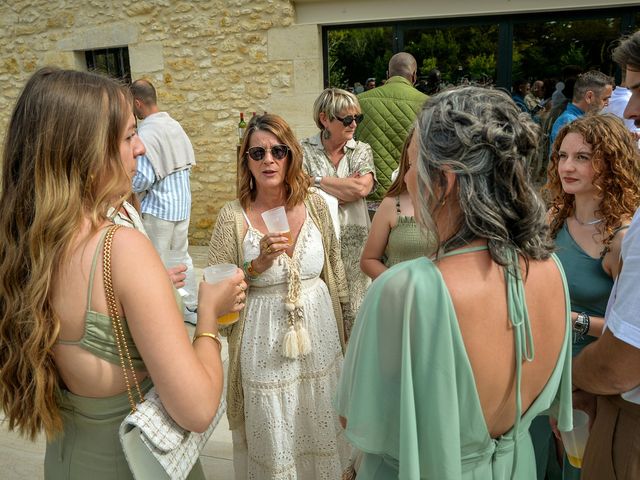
[301,88,375,335]
[336,86,573,479]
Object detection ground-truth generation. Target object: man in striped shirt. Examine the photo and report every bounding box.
[131,79,197,323]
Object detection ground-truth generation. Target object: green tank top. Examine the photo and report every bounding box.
[56,227,145,370]
[555,222,618,356]
[383,197,432,267]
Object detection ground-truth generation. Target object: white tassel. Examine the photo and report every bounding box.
[282,325,299,359]
[296,324,312,355]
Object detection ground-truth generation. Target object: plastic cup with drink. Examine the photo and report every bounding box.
[160,250,191,300]
[560,409,590,468]
[203,263,240,326]
[261,206,291,244]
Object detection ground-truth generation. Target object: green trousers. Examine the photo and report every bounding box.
[45,378,205,480]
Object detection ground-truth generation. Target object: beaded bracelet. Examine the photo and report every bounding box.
[192,332,222,350]
[243,260,260,279]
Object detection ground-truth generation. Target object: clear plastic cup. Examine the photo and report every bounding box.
[261,206,291,244]
[203,263,240,326]
[160,250,191,300]
[560,409,590,468]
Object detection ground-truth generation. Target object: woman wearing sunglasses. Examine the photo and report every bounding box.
[301,88,376,334]
[208,114,351,479]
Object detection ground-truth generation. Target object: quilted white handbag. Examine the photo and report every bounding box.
[119,388,226,480]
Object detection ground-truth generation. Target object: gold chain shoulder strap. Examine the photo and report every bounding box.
[102,224,144,411]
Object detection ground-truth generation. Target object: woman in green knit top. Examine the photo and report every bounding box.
[360,128,432,279]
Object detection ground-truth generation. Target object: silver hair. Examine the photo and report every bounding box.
[572,70,613,102]
[312,88,361,131]
[414,86,554,268]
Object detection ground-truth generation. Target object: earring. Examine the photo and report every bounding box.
[322,129,331,140]
[250,176,254,190]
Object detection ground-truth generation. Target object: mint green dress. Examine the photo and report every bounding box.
[336,248,573,479]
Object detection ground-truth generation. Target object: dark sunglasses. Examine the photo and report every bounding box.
[334,113,364,127]
[246,144,289,161]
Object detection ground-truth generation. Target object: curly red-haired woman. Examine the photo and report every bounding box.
[535,113,640,478]
[546,114,640,353]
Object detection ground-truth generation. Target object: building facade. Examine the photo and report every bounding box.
[1,0,637,243]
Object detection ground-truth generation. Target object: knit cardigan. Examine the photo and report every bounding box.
[207,190,350,429]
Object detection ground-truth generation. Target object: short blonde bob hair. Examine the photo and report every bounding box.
[312,88,361,131]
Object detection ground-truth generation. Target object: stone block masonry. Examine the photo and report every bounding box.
[0,1,324,245]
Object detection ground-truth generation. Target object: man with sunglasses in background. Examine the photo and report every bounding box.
[355,52,428,208]
[131,79,199,324]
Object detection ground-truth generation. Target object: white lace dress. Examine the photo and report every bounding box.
[232,212,350,479]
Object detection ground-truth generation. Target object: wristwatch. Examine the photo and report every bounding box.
[573,312,590,337]
[314,176,322,188]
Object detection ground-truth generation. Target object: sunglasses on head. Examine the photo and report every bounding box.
[246,144,289,161]
[334,113,364,127]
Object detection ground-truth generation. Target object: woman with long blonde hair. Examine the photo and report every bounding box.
[0,68,245,479]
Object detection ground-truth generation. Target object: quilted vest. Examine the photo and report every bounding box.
[356,76,428,201]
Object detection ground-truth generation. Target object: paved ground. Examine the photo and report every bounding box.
[0,246,236,479]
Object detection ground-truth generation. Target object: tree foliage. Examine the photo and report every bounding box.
[328,25,499,87]
[513,17,621,81]
[327,28,393,88]
[327,14,626,90]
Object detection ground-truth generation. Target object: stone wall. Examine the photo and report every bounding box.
[0,1,324,245]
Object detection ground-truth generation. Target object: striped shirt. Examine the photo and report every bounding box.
[132,155,191,222]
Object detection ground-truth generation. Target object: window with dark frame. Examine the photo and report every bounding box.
[323,6,638,90]
[85,47,131,83]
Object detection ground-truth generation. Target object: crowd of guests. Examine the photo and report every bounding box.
[512,67,640,189]
[1,30,640,480]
